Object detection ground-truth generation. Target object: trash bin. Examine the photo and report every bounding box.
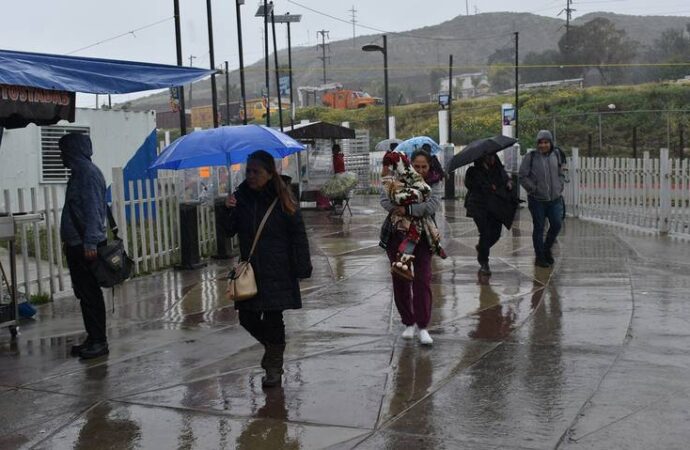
[212,197,231,260]
[176,202,206,270]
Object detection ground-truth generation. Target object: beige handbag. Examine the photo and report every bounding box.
[226,198,278,301]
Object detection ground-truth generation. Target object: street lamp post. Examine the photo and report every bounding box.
[206,0,219,128]
[362,35,389,139]
[235,0,248,125]
[173,0,187,135]
[256,1,273,127]
[273,12,302,130]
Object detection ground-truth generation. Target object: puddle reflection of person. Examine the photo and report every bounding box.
[468,284,516,341]
[236,388,299,450]
[386,345,433,418]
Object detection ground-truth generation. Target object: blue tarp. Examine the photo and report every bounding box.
[0,49,214,94]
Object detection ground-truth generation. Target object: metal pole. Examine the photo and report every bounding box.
[264,0,270,126]
[287,19,295,129]
[383,35,390,139]
[270,7,283,131]
[173,0,187,135]
[225,61,230,125]
[599,112,604,155]
[206,0,219,128]
[188,55,196,110]
[514,31,519,139]
[448,54,453,144]
[235,0,248,125]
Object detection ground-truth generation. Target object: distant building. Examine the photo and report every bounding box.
[441,73,491,98]
[518,78,584,91]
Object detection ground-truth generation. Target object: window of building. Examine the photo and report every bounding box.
[40,126,90,183]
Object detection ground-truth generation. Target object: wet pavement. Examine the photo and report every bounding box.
[2,195,689,449]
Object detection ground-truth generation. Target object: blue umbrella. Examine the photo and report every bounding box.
[149,125,305,170]
[395,136,442,156]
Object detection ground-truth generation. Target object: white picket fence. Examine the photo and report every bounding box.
[1,169,219,299]
[1,185,69,298]
[371,148,690,237]
[564,148,690,236]
[110,168,217,276]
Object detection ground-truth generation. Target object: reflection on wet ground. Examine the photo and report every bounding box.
[2,196,690,449]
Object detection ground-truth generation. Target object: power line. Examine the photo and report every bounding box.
[67,16,173,55]
[286,0,513,42]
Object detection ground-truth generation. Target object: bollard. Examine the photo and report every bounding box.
[443,144,456,199]
[212,197,230,260]
[176,202,206,270]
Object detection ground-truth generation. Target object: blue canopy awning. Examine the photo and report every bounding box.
[0,49,215,94]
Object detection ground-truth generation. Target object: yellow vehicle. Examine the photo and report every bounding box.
[240,98,287,121]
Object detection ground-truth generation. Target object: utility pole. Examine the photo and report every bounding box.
[514,31,519,139]
[206,0,219,128]
[448,54,453,144]
[561,0,575,51]
[235,0,248,125]
[349,6,357,48]
[317,30,330,85]
[270,4,283,131]
[263,0,270,126]
[188,55,196,109]
[173,0,187,135]
[224,60,230,126]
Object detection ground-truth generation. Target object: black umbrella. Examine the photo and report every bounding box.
[446,135,517,173]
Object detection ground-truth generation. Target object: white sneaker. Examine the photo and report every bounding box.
[401,325,416,340]
[418,329,433,345]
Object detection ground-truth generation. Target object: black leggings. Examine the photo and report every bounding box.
[473,215,503,264]
[238,310,285,346]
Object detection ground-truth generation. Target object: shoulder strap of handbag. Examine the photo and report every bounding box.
[247,198,279,260]
[68,202,120,241]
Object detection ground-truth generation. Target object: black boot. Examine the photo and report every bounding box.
[71,337,91,357]
[479,263,491,276]
[262,344,285,388]
[79,341,109,360]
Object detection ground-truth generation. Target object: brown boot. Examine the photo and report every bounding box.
[262,344,285,388]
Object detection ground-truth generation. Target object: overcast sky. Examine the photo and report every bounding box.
[2,0,688,107]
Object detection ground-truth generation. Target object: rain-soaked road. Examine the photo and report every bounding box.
[1,196,689,449]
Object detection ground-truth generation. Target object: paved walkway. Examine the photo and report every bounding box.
[1,196,689,449]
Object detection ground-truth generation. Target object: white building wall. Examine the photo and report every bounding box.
[0,108,156,212]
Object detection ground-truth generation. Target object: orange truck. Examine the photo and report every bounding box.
[322,89,380,109]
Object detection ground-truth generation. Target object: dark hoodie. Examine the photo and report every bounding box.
[518,130,565,202]
[59,133,107,250]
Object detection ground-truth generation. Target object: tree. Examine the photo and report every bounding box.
[649,24,690,81]
[521,50,578,83]
[558,18,638,85]
[429,68,446,96]
[487,47,514,92]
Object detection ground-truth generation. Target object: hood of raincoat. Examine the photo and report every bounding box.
[59,133,93,168]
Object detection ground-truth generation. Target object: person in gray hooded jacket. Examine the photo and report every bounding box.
[59,133,109,359]
[518,130,566,268]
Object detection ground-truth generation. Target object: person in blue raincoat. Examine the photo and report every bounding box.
[59,133,109,360]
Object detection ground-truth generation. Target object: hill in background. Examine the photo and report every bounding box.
[126,11,690,113]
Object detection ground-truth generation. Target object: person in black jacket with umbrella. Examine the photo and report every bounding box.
[464,154,515,276]
[225,150,313,388]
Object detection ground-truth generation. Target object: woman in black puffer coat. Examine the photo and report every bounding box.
[225,150,312,388]
[464,154,515,277]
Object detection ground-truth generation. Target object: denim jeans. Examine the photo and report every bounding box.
[527,196,564,258]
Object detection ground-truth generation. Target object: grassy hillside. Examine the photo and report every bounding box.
[134,12,690,113]
[159,83,690,158]
[287,83,690,157]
